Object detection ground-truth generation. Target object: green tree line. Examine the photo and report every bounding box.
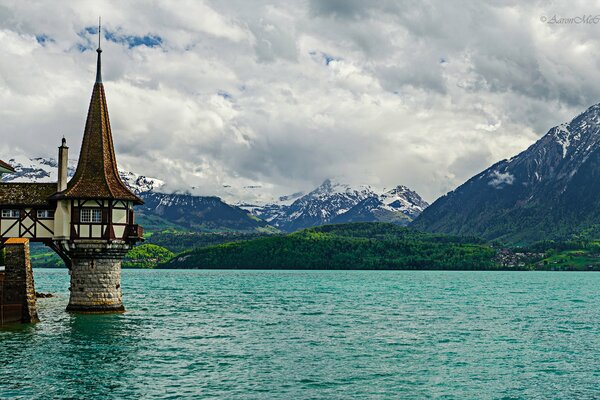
[160,223,497,270]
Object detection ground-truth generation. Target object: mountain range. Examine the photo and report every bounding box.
[245,179,428,232]
[1,156,428,233]
[413,102,600,244]
[7,101,600,244]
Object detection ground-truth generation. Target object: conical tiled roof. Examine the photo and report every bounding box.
[60,46,142,204]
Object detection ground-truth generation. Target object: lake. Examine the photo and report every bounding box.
[2,269,600,399]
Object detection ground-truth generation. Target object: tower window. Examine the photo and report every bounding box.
[37,210,55,219]
[80,208,102,223]
[1,209,20,218]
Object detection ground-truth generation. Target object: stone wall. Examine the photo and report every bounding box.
[52,239,131,313]
[0,238,39,324]
[67,257,124,312]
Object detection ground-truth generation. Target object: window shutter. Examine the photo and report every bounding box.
[73,207,80,223]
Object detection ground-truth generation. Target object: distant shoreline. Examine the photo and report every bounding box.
[32,266,600,272]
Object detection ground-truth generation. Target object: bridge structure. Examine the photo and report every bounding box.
[0,25,143,313]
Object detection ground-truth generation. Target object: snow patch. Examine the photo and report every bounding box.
[553,123,571,158]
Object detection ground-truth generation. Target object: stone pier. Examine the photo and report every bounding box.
[64,241,130,313]
[0,238,39,324]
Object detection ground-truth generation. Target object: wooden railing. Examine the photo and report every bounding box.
[126,224,144,241]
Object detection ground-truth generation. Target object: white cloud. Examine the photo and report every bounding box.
[1,1,600,203]
[488,171,515,188]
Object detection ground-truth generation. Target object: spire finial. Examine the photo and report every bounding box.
[95,16,102,84]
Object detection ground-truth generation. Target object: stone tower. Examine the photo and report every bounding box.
[51,25,144,313]
[0,22,142,314]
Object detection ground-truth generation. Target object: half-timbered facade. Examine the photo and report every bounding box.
[67,199,139,241]
[0,183,57,242]
[0,79,143,246]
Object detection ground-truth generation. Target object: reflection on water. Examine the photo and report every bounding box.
[2,269,600,398]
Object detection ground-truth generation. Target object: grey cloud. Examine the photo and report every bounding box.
[2,1,600,204]
[309,0,371,19]
[251,21,298,63]
[377,63,447,94]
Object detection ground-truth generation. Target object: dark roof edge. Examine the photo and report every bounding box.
[0,159,15,172]
[50,192,144,205]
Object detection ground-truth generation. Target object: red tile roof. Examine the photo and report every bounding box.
[58,81,142,204]
[0,183,56,206]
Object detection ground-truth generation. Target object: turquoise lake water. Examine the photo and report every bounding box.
[2,269,600,399]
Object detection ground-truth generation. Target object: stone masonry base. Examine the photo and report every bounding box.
[67,257,125,313]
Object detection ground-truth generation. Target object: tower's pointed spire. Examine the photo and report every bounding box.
[96,16,102,84]
[57,17,142,205]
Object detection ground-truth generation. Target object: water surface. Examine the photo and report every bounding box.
[2,269,600,399]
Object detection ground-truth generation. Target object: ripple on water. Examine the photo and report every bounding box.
[2,269,600,398]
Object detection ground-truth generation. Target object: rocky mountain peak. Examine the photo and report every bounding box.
[252,179,428,232]
[413,101,600,243]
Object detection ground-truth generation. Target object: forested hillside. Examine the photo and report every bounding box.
[160,223,497,270]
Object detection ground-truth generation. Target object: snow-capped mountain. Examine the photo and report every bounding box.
[2,157,429,233]
[0,156,75,183]
[138,192,272,231]
[119,171,165,195]
[251,179,429,232]
[413,102,600,243]
[379,185,430,220]
[229,187,305,216]
[265,179,374,232]
[332,185,429,225]
[2,156,164,194]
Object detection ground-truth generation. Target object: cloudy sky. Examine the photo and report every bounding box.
[1,1,600,203]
